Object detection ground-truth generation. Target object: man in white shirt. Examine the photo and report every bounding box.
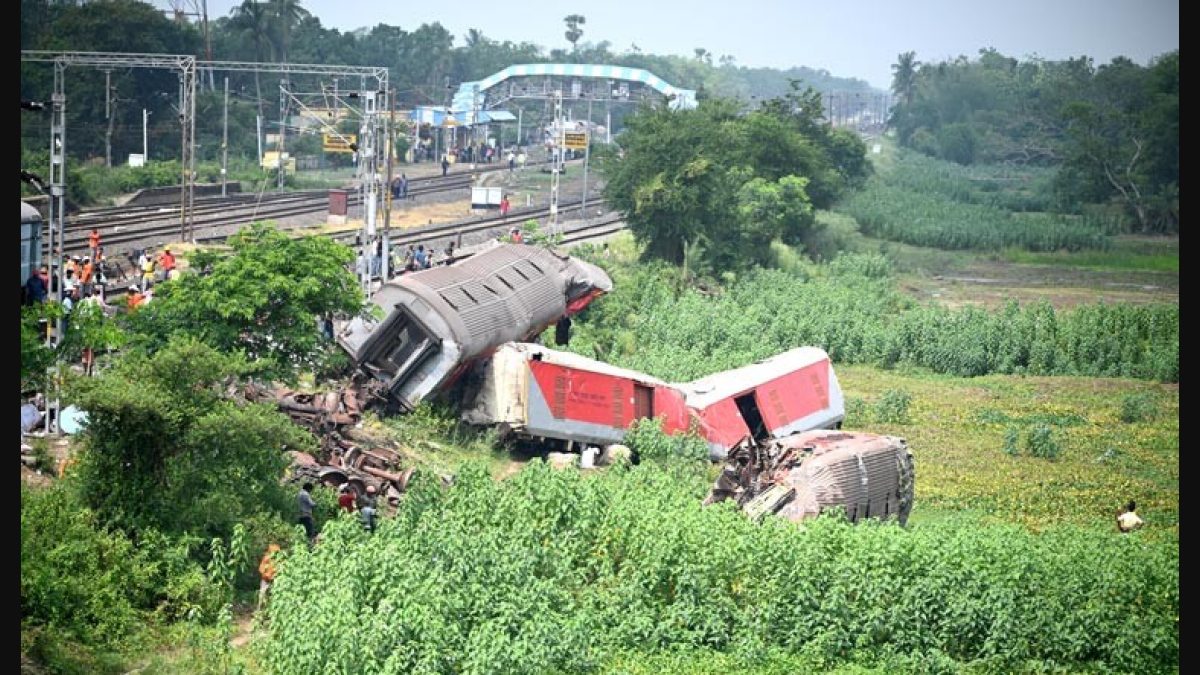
[1117,500,1144,533]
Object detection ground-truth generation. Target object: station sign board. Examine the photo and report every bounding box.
[323,133,357,153]
[562,132,588,150]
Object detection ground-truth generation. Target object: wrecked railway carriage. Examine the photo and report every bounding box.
[335,244,913,526]
[463,343,845,460]
[337,243,611,410]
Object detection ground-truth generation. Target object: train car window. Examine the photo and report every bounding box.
[481,284,499,296]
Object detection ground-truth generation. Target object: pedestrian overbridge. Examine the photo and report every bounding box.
[450,63,698,121]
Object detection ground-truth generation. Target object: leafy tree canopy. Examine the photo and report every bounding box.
[601,87,868,271]
[126,224,363,382]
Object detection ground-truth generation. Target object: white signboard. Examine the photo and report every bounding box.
[128,153,145,167]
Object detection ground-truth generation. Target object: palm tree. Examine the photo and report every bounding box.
[891,51,921,105]
[231,0,272,119]
[267,0,310,64]
[564,14,585,52]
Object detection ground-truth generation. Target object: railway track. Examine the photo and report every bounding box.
[97,197,617,301]
[43,158,560,257]
[45,174,474,256]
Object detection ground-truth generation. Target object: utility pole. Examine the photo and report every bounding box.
[46,60,67,436]
[256,113,263,166]
[221,76,229,196]
[103,70,113,167]
[549,89,562,236]
[143,108,149,161]
[277,79,287,190]
[582,96,592,216]
[383,87,395,282]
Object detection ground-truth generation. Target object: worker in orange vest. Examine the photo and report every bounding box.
[88,229,101,258]
[126,285,144,311]
[258,543,282,611]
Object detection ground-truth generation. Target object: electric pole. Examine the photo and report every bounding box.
[383,87,395,281]
[221,76,229,196]
[549,89,562,236]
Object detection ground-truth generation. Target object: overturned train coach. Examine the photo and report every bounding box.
[337,243,612,411]
[461,343,846,460]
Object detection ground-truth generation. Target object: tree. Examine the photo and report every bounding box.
[601,94,858,271]
[231,0,273,119]
[126,224,363,382]
[564,14,585,52]
[267,0,310,63]
[891,51,920,106]
[68,336,314,539]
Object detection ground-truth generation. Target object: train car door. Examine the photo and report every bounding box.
[634,384,654,420]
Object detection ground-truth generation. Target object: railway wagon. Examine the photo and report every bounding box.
[678,346,846,459]
[337,243,611,410]
[462,343,845,459]
[462,342,691,448]
[21,202,43,285]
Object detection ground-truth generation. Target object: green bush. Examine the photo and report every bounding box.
[1003,427,1020,456]
[1119,393,1158,424]
[262,461,1179,673]
[872,389,912,424]
[843,396,870,426]
[1024,424,1062,460]
[624,416,710,462]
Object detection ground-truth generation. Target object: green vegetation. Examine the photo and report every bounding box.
[601,88,868,271]
[562,245,1177,382]
[889,48,1177,233]
[837,147,1114,252]
[128,223,363,382]
[262,461,1177,674]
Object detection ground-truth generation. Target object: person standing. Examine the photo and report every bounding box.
[507,149,515,173]
[400,173,409,200]
[257,543,281,611]
[24,266,48,305]
[1117,500,1144,533]
[158,248,176,281]
[337,484,356,512]
[88,228,102,259]
[298,482,317,542]
[441,156,450,177]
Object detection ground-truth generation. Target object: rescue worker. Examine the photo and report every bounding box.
[337,484,356,512]
[500,195,511,219]
[257,543,281,611]
[297,482,317,542]
[88,228,101,259]
[158,248,176,281]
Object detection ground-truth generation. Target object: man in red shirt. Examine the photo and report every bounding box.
[158,248,176,280]
[337,484,356,512]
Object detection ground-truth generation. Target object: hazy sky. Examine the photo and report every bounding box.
[172,0,1177,89]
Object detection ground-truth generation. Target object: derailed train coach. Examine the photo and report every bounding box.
[461,343,846,460]
[337,243,612,410]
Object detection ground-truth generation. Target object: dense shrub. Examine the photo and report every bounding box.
[262,461,1178,673]
[872,389,912,424]
[1024,424,1062,460]
[566,263,1178,383]
[1119,393,1158,424]
[624,416,710,462]
[20,484,222,648]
